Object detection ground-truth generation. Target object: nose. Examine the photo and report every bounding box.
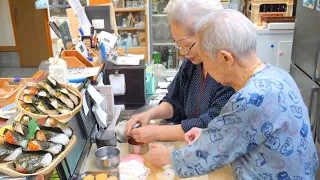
[179,49,189,56]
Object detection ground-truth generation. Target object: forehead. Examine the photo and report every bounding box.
[171,23,193,42]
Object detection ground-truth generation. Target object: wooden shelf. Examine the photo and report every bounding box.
[118,27,145,31]
[115,7,145,12]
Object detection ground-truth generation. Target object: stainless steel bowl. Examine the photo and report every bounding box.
[128,137,149,155]
[95,146,120,169]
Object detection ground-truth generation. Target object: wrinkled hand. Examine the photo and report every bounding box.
[126,113,151,136]
[185,127,203,145]
[131,125,158,143]
[149,143,171,167]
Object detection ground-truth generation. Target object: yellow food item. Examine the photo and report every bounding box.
[107,176,118,180]
[96,173,108,180]
[0,125,12,143]
[82,174,94,180]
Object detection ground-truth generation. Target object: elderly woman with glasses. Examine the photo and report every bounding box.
[148,9,319,179]
[125,0,235,143]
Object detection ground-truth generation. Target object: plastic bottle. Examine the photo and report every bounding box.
[49,58,68,84]
[167,49,173,69]
[152,0,160,14]
[159,0,166,13]
[132,34,139,47]
[161,46,169,68]
[127,32,133,47]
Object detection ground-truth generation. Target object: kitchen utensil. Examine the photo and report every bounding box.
[133,122,142,129]
[128,137,148,155]
[95,129,117,148]
[95,146,120,169]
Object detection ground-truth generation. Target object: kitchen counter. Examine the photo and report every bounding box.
[82,143,235,180]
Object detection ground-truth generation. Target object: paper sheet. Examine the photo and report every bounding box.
[87,84,104,105]
[95,85,115,121]
[116,56,140,66]
[68,0,92,35]
[165,77,174,82]
[82,92,89,116]
[109,74,126,95]
[155,89,168,94]
[68,67,101,80]
[92,103,108,128]
[158,82,171,89]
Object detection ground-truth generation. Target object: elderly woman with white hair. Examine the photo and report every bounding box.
[149,9,319,179]
[126,0,235,143]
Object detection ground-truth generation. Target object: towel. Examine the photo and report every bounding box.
[118,160,150,180]
[115,120,129,143]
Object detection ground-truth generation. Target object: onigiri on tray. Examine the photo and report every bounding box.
[0,114,76,177]
[15,76,83,123]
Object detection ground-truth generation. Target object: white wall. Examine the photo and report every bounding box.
[0,0,16,46]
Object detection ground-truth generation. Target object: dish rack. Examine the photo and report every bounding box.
[0,78,35,108]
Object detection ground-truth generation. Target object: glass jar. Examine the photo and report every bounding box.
[138,0,144,7]
[132,1,138,8]
[125,0,132,8]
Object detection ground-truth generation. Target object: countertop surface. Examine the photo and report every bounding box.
[82,142,235,180]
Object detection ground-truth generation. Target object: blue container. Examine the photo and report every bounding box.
[145,65,155,95]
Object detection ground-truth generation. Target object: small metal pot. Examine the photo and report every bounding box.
[128,137,149,155]
[95,146,120,169]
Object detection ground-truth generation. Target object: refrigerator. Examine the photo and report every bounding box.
[148,0,181,70]
[290,0,320,177]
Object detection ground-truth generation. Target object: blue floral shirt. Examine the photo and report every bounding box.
[170,64,319,179]
[161,60,235,132]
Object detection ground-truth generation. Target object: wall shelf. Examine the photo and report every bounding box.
[115,7,145,12]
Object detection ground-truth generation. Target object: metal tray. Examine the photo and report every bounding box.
[78,171,119,180]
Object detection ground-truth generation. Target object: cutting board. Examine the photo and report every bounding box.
[82,142,235,180]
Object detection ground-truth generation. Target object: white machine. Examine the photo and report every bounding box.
[255,27,294,72]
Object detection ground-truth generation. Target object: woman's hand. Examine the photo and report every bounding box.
[185,127,203,145]
[131,125,158,143]
[126,112,151,136]
[149,143,171,167]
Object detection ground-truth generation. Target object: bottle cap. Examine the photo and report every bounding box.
[88,56,93,62]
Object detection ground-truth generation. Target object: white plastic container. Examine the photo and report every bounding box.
[49,58,68,84]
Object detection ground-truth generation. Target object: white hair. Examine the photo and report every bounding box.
[163,0,223,35]
[196,9,257,60]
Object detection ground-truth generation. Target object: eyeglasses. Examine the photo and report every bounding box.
[172,40,195,54]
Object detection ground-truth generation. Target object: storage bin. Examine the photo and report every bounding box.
[61,50,100,68]
[247,1,293,24]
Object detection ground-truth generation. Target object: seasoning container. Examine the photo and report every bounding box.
[126,0,132,8]
[95,129,117,149]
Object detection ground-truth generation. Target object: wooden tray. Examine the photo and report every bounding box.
[78,171,119,180]
[15,83,83,123]
[0,135,76,177]
[0,78,35,108]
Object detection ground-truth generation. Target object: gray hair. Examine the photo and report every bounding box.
[163,0,223,35]
[196,9,257,60]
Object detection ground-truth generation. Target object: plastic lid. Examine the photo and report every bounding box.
[87,56,93,62]
[121,154,145,164]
